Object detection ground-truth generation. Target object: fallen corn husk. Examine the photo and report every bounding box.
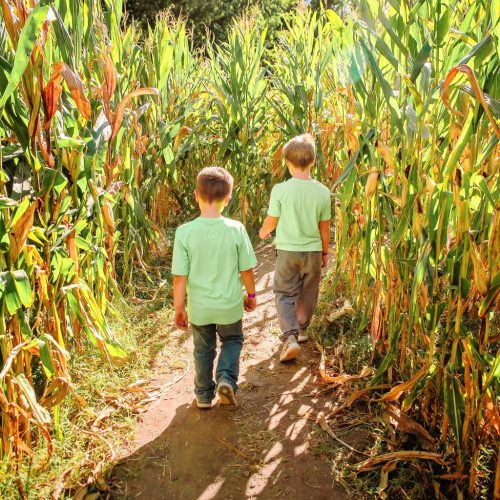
[327,299,355,323]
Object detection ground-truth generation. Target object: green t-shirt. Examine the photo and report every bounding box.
[268,177,331,252]
[171,217,257,326]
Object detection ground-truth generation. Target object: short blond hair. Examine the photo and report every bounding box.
[196,166,233,203]
[282,133,316,169]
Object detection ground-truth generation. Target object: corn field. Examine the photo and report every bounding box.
[0,0,498,496]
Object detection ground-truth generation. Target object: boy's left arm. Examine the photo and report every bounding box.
[259,215,279,239]
[319,219,331,268]
[240,268,257,312]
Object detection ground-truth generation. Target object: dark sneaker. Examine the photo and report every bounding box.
[196,399,212,409]
[280,335,301,362]
[217,381,237,410]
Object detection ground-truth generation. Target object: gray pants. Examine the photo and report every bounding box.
[273,250,322,340]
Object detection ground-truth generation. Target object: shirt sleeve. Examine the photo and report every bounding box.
[238,226,257,271]
[267,185,281,217]
[319,190,332,221]
[171,228,190,275]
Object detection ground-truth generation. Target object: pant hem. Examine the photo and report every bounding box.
[279,330,299,342]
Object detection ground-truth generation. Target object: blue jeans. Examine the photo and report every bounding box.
[191,320,243,403]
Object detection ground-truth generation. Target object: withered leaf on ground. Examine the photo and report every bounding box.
[384,404,435,445]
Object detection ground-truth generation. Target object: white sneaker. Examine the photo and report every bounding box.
[196,399,212,409]
[217,381,238,410]
[280,336,301,362]
[297,330,308,343]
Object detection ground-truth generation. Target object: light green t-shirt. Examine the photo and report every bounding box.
[171,217,257,326]
[268,177,331,252]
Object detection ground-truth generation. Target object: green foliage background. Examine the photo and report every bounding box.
[125,0,299,45]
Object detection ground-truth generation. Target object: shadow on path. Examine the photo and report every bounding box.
[109,245,347,499]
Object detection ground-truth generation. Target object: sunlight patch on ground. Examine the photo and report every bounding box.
[291,374,311,394]
[286,416,308,441]
[268,409,288,430]
[294,441,309,456]
[291,366,307,382]
[246,457,283,497]
[198,475,226,500]
[264,442,283,463]
[278,393,293,405]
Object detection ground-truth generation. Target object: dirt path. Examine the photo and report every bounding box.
[110,245,347,499]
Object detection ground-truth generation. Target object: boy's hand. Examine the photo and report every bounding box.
[244,296,257,312]
[322,253,329,268]
[259,228,269,240]
[174,308,189,329]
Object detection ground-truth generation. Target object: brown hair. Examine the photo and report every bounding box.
[196,166,234,203]
[282,133,316,169]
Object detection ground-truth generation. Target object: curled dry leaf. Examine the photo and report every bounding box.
[43,62,91,126]
[354,450,445,472]
[384,404,435,445]
[379,461,397,499]
[379,363,430,402]
[9,200,37,263]
[42,71,63,130]
[469,236,489,296]
[101,50,117,102]
[441,64,500,139]
[59,63,91,120]
[365,171,379,200]
[110,88,160,142]
[173,125,191,152]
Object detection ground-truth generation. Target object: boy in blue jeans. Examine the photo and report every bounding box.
[172,167,257,409]
[259,134,331,362]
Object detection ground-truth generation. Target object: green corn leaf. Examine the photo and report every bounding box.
[333,129,375,189]
[370,351,395,386]
[377,5,409,57]
[4,272,22,315]
[0,1,51,109]
[38,337,56,377]
[402,366,436,412]
[359,38,403,132]
[6,196,30,231]
[459,35,494,66]
[49,1,76,69]
[11,270,33,308]
[441,111,474,179]
[478,178,496,210]
[436,10,451,47]
[443,372,465,447]
[409,241,431,334]
[0,217,9,252]
[478,272,500,318]
[410,41,432,82]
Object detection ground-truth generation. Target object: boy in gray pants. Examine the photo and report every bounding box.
[259,134,331,362]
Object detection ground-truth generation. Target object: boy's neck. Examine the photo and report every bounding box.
[290,167,312,180]
[199,201,224,218]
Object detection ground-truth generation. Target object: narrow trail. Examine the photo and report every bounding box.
[110,245,347,499]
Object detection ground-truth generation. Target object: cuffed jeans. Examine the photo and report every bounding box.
[191,320,243,403]
[273,250,322,340]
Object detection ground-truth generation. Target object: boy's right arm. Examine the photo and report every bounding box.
[260,185,280,239]
[173,275,188,328]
